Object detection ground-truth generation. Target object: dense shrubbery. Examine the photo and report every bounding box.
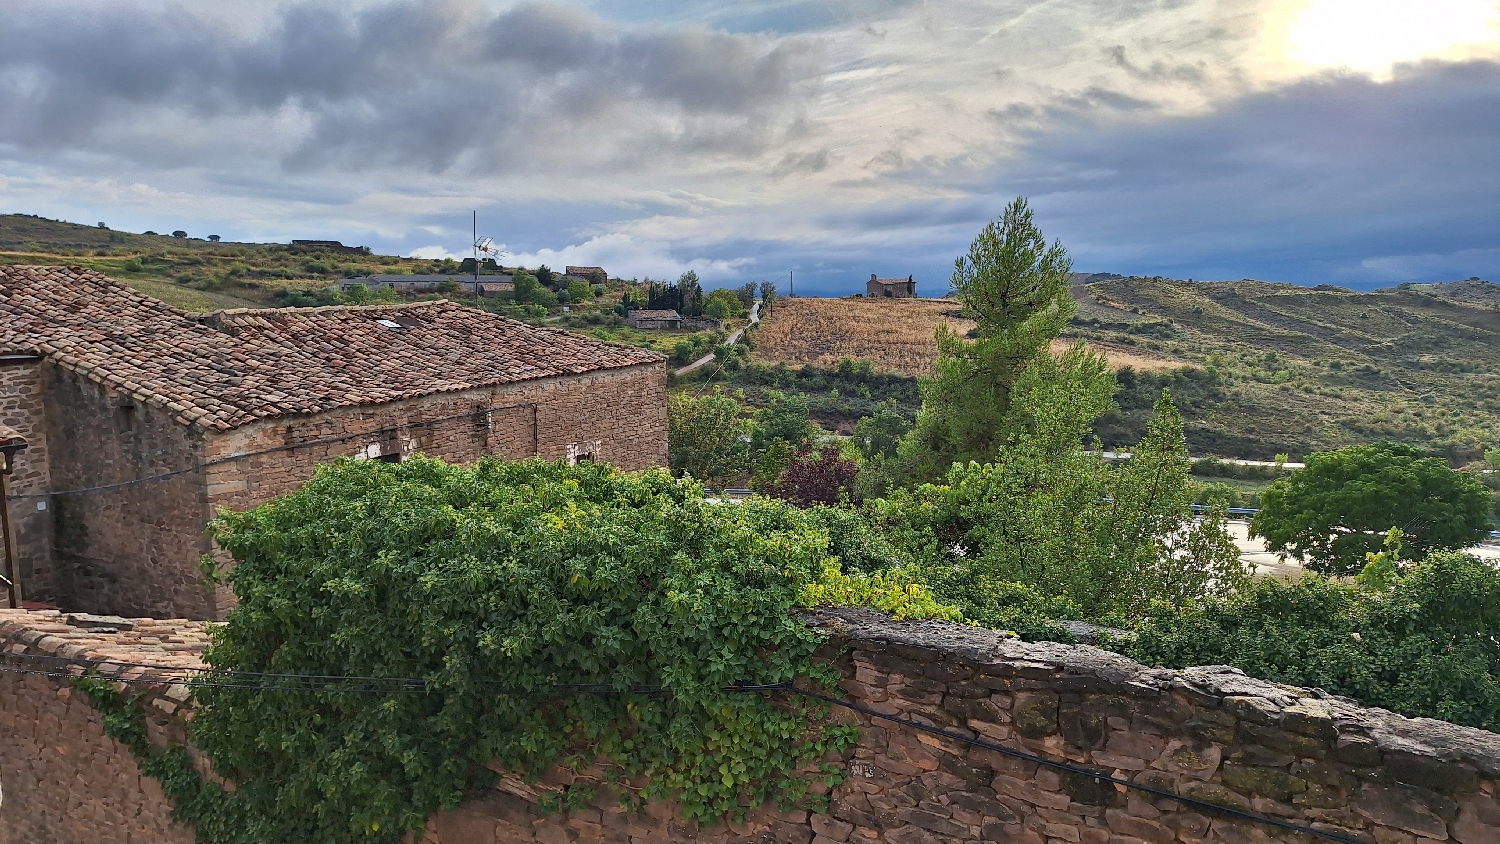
[189,457,964,843]
[1125,551,1500,730]
[1252,442,1494,574]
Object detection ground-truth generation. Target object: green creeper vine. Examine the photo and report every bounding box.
[89,456,938,844]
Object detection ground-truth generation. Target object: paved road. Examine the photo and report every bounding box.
[1227,520,1500,580]
[675,300,761,375]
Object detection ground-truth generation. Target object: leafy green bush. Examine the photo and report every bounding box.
[195,457,860,843]
[1125,551,1500,730]
[1252,442,1495,574]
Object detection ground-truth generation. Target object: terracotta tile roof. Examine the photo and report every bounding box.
[628,309,681,320]
[0,265,663,431]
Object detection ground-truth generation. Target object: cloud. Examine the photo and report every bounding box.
[408,245,465,260]
[0,0,819,176]
[999,59,1500,285]
[505,233,752,283]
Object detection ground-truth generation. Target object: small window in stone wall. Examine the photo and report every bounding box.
[566,440,601,466]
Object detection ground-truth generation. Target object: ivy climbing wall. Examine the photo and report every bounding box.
[4,606,1500,844]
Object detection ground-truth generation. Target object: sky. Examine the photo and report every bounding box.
[2,0,1499,296]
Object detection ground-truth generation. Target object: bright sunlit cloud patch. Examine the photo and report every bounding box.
[1285,0,1500,74]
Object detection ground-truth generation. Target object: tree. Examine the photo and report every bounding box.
[536,265,555,289]
[852,402,910,462]
[873,382,1246,628]
[758,280,777,314]
[897,197,1079,483]
[667,389,748,488]
[1126,550,1500,730]
[703,288,746,319]
[513,270,558,308]
[749,391,815,493]
[208,234,221,242]
[735,282,757,309]
[1251,443,1495,575]
[678,271,702,316]
[172,230,188,238]
[769,446,860,506]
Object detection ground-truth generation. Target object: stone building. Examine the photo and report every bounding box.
[867,274,916,298]
[0,266,666,620]
[626,309,683,329]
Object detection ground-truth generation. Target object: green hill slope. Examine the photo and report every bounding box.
[1071,275,1500,462]
[0,213,436,311]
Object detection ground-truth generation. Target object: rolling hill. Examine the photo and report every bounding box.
[0,213,435,311]
[748,276,1500,462]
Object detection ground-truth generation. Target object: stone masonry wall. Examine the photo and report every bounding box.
[0,610,205,844]
[6,606,1500,844]
[0,358,53,603]
[202,361,668,514]
[41,366,215,619]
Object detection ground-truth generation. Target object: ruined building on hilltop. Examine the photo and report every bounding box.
[0,266,666,620]
[867,274,916,298]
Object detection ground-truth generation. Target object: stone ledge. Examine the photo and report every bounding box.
[803,606,1500,778]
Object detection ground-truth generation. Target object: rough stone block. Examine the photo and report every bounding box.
[1355,783,1448,840]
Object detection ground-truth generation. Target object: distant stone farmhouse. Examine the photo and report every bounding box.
[0,266,666,620]
[566,265,608,283]
[291,239,369,254]
[626,309,683,329]
[340,273,515,297]
[867,274,916,298]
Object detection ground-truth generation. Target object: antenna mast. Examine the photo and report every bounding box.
[472,211,479,295]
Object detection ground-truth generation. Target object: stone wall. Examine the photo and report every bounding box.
[202,361,668,513]
[41,366,215,618]
[0,358,53,603]
[14,360,666,620]
[0,610,205,844]
[7,606,1499,844]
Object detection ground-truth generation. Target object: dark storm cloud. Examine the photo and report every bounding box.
[0,0,817,172]
[1002,60,1500,284]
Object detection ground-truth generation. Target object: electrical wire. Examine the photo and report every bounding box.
[4,401,538,501]
[0,653,1374,844]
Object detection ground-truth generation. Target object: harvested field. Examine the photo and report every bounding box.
[754,296,1183,376]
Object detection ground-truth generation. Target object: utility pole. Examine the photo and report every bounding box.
[789,269,794,297]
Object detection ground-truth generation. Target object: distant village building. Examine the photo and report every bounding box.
[291,239,370,254]
[478,281,515,297]
[0,266,667,620]
[338,274,520,295]
[867,274,916,298]
[566,266,608,284]
[627,309,683,329]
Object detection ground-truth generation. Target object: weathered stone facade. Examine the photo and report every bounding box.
[1,361,665,619]
[0,357,53,602]
[4,606,1499,844]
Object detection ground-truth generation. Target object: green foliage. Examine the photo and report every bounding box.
[898,197,1077,483]
[874,388,1247,625]
[339,285,400,305]
[511,271,559,308]
[1251,442,1494,575]
[667,388,749,487]
[192,458,857,843]
[1125,551,1500,730]
[567,280,593,303]
[704,289,747,319]
[799,563,964,622]
[743,391,816,492]
[853,402,911,463]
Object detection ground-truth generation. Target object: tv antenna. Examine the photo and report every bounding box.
[471,211,508,294]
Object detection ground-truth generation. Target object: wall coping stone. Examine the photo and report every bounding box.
[804,606,1500,777]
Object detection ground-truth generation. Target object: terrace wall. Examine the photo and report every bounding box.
[4,607,1498,844]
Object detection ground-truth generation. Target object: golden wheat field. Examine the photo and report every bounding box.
[754,297,1183,376]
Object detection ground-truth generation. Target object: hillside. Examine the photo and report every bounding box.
[749,278,1500,461]
[755,297,1184,376]
[0,213,437,311]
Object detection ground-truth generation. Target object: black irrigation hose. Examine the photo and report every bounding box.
[0,653,1369,844]
[775,683,1370,844]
